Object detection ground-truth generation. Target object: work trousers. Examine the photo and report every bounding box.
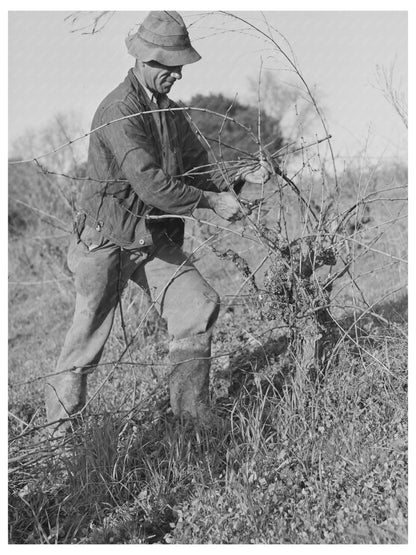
[45,225,220,432]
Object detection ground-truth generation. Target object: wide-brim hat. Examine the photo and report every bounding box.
[126,11,201,66]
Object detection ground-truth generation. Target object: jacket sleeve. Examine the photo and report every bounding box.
[177,111,225,192]
[99,100,202,215]
[177,111,244,194]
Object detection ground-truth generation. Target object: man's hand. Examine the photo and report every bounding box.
[239,159,272,185]
[199,191,244,222]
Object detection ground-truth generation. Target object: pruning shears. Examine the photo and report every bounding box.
[239,197,265,211]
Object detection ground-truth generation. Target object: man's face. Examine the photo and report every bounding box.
[141,61,183,94]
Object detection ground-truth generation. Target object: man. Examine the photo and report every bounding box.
[45,11,270,434]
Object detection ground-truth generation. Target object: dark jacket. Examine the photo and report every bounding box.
[78,69,221,248]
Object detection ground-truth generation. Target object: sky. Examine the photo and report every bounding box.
[8,9,408,164]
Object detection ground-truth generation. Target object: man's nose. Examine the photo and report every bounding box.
[170,67,182,80]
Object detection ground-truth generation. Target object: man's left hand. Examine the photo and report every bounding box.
[239,159,273,185]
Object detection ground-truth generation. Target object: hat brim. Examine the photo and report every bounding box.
[126,34,201,66]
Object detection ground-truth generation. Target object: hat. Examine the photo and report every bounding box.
[125,11,201,66]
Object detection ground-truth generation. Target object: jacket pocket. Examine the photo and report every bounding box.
[81,225,110,252]
[103,191,144,244]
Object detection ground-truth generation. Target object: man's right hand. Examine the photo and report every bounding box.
[199,191,244,222]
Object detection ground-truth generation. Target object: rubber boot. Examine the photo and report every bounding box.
[45,371,87,438]
[169,331,218,426]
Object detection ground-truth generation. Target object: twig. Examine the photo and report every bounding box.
[9,106,259,166]
[271,134,332,158]
[220,11,339,190]
[325,285,407,371]
[333,233,407,264]
[11,198,70,233]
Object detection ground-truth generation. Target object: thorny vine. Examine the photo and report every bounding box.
[8,12,407,472]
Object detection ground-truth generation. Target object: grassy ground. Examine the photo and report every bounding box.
[8,160,408,544]
[8,283,408,544]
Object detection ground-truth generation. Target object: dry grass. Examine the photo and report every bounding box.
[8,158,408,542]
[8,305,407,543]
[8,13,407,542]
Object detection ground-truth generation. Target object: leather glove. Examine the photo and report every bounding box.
[238,159,273,185]
[200,191,244,222]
